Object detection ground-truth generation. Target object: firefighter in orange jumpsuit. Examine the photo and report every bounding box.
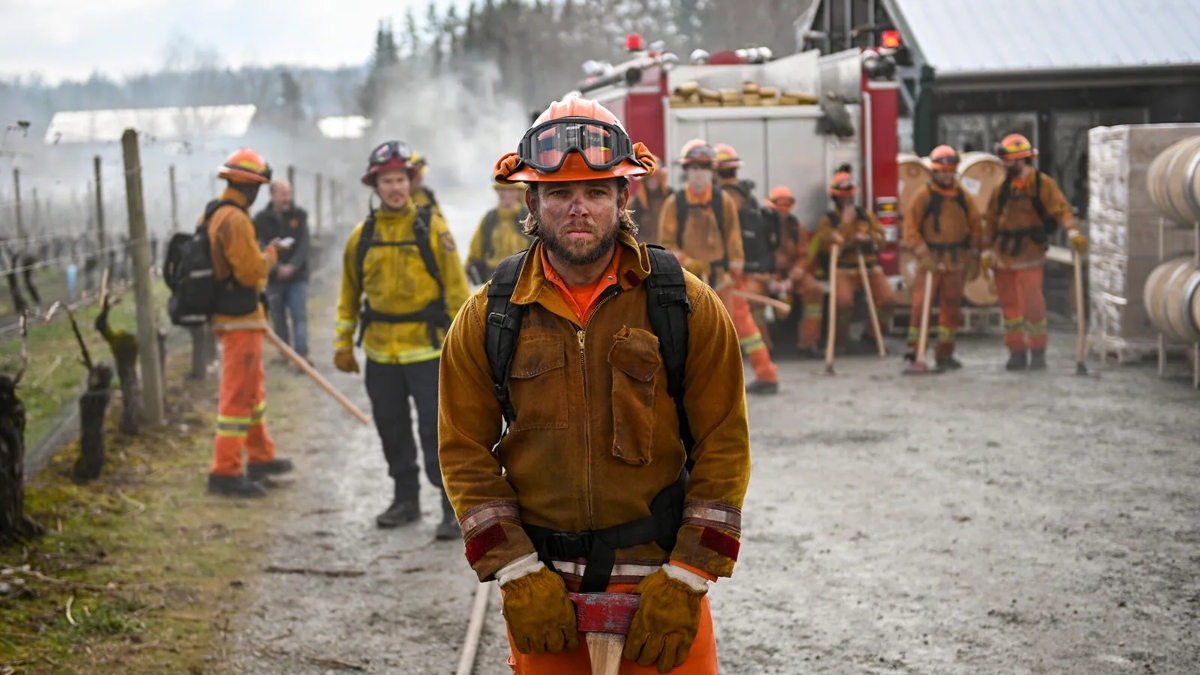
[206,149,294,497]
[439,97,750,675]
[659,140,780,394]
[630,156,670,245]
[815,165,896,349]
[984,134,1087,371]
[902,145,983,370]
[768,186,826,357]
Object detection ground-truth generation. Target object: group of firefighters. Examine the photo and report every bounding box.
[193,93,1087,673]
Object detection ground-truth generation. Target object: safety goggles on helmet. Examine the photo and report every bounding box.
[516,116,635,174]
[370,141,413,169]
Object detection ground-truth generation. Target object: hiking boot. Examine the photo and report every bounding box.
[936,355,963,370]
[1005,351,1027,371]
[207,474,267,498]
[376,497,420,529]
[246,458,294,482]
[1028,350,1047,370]
[746,380,779,395]
[435,492,461,541]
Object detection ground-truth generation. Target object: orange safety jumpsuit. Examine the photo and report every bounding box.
[815,208,896,343]
[773,207,825,350]
[438,234,750,674]
[983,170,1078,353]
[902,181,982,359]
[631,174,671,246]
[658,185,779,384]
[207,188,279,478]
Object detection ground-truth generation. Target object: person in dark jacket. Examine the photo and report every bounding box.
[254,178,311,363]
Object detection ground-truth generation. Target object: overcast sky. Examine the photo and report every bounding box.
[0,0,472,84]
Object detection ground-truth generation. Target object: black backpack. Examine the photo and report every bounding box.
[163,199,257,327]
[484,245,696,463]
[353,204,448,347]
[923,187,971,236]
[720,183,779,273]
[481,208,533,260]
[674,188,727,271]
[998,171,1058,236]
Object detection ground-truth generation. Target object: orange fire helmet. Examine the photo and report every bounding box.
[930,144,959,171]
[828,165,856,197]
[495,97,656,184]
[714,143,743,170]
[768,185,795,205]
[997,133,1035,161]
[217,148,272,185]
[677,139,717,168]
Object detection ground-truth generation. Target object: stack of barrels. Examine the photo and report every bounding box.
[1143,136,1200,344]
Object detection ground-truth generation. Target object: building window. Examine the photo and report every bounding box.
[938,112,1037,154]
[1051,108,1148,215]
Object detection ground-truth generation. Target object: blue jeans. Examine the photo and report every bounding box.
[267,281,309,358]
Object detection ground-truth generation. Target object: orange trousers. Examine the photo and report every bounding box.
[834,266,895,342]
[505,583,717,674]
[717,284,778,384]
[907,270,965,359]
[795,274,826,350]
[211,330,275,477]
[994,267,1047,352]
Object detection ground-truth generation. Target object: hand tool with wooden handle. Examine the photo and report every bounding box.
[731,289,792,316]
[569,592,640,675]
[824,244,840,375]
[1074,249,1088,375]
[263,330,371,425]
[856,251,886,358]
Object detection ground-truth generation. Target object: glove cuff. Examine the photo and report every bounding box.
[496,552,545,588]
[662,563,710,592]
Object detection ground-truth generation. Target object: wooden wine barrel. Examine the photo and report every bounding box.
[964,269,999,307]
[1147,135,1200,225]
[1143,256,1200,343]
[896,248,917,305]
[897,154,931,215]
[957,152,1006,213]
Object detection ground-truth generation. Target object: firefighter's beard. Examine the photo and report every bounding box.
[538,213,620,267]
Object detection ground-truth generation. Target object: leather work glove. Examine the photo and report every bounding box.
[1070,231,1088,254]
[918,255,937,273]
[624,567,707,673]
[980,250,994,273]
[500,566,579,655]
[333,348,359,374]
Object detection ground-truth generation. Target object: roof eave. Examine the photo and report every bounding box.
[933,63,1200,90]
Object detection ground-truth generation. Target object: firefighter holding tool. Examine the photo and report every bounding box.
[438,97,750,674]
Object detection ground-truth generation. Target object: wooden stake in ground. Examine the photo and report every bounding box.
[65,300,114,483]
[857,251,887,358]
[824,244,840,375]
[0,313,45,547]
[169,164,179,233]
[93,156,105,260]
[120,129,165,425]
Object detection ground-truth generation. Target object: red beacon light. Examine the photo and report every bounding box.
[881,30,901,49]
[625,33,644,52]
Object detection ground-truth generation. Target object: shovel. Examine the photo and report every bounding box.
[857,251,887,358]
[903,270,940,376]
[568,592,640,675]
[823,244,840,376]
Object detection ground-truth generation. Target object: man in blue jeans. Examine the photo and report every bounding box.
[254,178,311,364]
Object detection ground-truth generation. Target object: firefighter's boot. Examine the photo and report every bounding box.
[376,484,420,529]
[435,491,460,541]
[1005,351,1027,371]
[247,458,294,483]
[936,356,963,370]
[207,474,267,498]
[746,380,779,395]
[1028,350,1047,370]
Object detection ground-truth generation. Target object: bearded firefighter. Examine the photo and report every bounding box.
[438,97,750,674]
[334,140,470,536]
[984,133,1087,371]
[901,145,983,370]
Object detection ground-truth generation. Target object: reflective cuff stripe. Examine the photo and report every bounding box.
[937,327,957,344]
[550,560,663,581]
[1003,317,1024,333]
[459,501,521,541]
[251,401,267,424]
[739,334,766,354]
[683,501,741,538]
[363,345,442,365]
[1026,320,1047,336]
[335,319,357,333]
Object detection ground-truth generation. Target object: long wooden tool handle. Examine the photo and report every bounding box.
[1074,251,1086,365]
[455,582,491,675]
[825,244,840,369]
[916,270,934,364]
[263,330,371,425]
[857,252,886,358]
[587,633,625,675]
[731,289,791,314]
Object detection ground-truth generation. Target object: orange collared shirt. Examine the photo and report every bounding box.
[540,244,623,326]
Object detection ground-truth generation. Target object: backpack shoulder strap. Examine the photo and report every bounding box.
[998,175,1014,212]
[485,250,530,426]
[954,187,970,214]
[481,209,500,259]
[712,187,725,236]
[644,245,696,464]
[674,190,688,247]
[412,205,445,295]
[354,213,376,289]
[1030,171,1048,218]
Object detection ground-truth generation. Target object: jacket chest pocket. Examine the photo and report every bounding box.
[608,327,661,466]
[509,335,569,431]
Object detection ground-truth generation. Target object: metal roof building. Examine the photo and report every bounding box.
[43,105,258,145]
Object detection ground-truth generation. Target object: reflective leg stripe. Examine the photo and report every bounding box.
[1026,319,1047,336]
[906,326,920,345]
[251,401,267,425]
[216,415,251,438]
[739,334,767,355]
[803,306,823,318]
[1003,317,1025,334]
[937,327,957,344]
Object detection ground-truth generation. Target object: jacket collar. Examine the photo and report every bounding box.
[511,231,651,308]
[219,187,251,208]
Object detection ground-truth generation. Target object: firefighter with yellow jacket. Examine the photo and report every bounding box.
[465,182,533,284]
[334,140,470,536]
[206,149,295,498]
[902,145,983,370]
[984,134,1087,371]
[815,165,896,349]
[439,98,750,674]
[658,140,780,394]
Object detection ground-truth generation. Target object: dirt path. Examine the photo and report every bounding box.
[228,329,1200,674]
